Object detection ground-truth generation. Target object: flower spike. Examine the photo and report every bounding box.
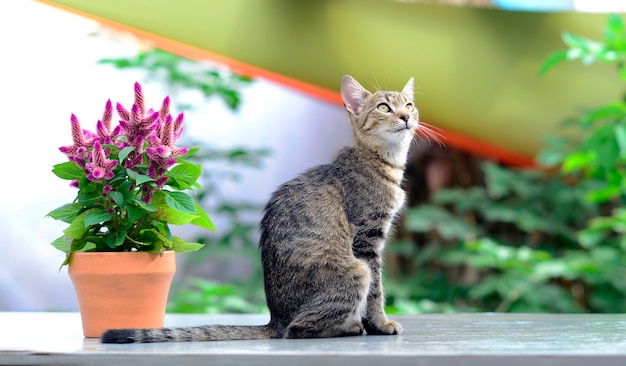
[86,140,117,182]
[116,102,130,121]
[96,100,117,144]
[160,96,170,123]
[102,99,113,131]
[59,114,93,163]
[173,112,184,140]
[134,81,145,116]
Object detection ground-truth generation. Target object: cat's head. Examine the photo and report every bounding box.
[340,75,418,150]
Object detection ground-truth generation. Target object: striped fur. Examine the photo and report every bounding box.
[101,75,418,343]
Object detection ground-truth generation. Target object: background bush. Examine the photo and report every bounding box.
[386,14,626,314]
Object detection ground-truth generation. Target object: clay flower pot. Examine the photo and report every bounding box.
[68,251,176,338]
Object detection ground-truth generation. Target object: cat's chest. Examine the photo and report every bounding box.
[390,185,406,216]
[345,177,405,223]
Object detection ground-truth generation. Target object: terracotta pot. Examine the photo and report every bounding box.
[68,251,176,338]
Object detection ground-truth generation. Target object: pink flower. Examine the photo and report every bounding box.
[102,184,113,197]
[117,82,158,144]
[96,100,121,145]
[59,114,94,167]
[173,112,184,140]
[85,141,118,182]
[147,113,188,163]
[159,96,170,124]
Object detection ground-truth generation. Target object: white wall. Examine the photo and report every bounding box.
[0,1,351,311]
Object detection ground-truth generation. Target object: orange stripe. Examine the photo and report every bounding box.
[437,128,535,168]
[36,0,343,106]
[37,0,535,168]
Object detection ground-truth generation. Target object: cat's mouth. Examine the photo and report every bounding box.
[394,123,415,133]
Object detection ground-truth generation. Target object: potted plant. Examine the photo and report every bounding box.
[47,82,214,337]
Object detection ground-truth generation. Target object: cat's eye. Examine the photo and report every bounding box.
[405,103,414,111]
[377,103,391,112]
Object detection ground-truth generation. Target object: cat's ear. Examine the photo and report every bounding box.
[341,75,371,116]
[401,77,415,102]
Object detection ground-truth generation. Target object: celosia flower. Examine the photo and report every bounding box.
[117,82,158,145]
[85,140,118,182]
[172,111,184,140]
[147,114,188,171]
[95,100,121,145]
[159,95,170,124]
[59,114,93,167]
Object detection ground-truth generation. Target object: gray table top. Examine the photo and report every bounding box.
[1,312,625,366]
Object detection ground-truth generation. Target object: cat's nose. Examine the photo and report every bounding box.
[399,114,409,123]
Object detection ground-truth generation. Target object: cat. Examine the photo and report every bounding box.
[101,75,419,343]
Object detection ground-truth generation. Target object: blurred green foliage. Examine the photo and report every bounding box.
[99,49,253,110]
[168,279,267,314]
[387,14,626,314]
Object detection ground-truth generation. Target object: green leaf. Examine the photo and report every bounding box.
[77,191,102,207]
[171,236,205,253]
[118,146,135,163]
[51,235,73,252]
[614,124,626,158]
[126,204,148,223]
[84,210,113,227]
[52,161,84,180]
[562,151,595,173]
[163,191,197,213]
[132,198,158,212]
[405,205,476,240]
[152,191,198,225]
[577,229,604,248]
[191,203,216,231]
[46,203,82,223]
[77,242,97,252]
[168,161,202,190]
[109,191,125,207]
[581,103,626,126]
[539,51,568,75]
[106,227,127,248]
[605,14,626,50]
[70,238,98,253]
[562,31,586,51]
[139,227,172,249]
[595,128,620,172]
[127,168,155,185]
[63,212,89,239]
[586,184,620,203]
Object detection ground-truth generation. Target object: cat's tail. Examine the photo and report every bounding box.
[101,324,281,343]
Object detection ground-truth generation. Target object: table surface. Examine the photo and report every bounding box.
[1,312,625,366]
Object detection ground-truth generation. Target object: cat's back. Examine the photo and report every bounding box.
[260,148,352,236]
[260,146,402,243]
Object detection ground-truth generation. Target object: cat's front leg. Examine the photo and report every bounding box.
[361,258,402,335]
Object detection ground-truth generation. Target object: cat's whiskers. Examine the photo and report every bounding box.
[415,121,445,147]
[371,76,382,93]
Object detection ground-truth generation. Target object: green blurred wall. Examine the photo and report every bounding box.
[43,0,619,157]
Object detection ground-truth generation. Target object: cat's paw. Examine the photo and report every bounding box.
[343,321,365,337]
[363,318,402,335]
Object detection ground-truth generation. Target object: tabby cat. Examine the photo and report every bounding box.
[101,75,419,343]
